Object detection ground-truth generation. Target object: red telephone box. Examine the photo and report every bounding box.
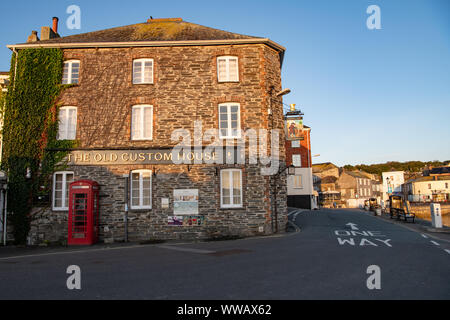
[68,180,100,245]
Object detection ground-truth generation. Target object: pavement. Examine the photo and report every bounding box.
[0,208,448,299]
[361,208,450,243]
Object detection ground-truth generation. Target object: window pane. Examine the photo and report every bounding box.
[132,107,141,139]
[143,61,153,83]
[58,109,67,140]
[54,191,62,208]
[133,61,142,83]
[143,107,152,138]
[220,121,228,130]
[131,196,139,207]
[62,64,70,84]
[222,171,230,203]
[232,171,242,205]
[220,129,227,137]
[68,109,77,139]
[218,59,227,80]
[233,171,241,189]
[293,155,301,167]
[229,58,238,81]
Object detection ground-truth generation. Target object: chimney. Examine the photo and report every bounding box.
[27,30,39,43]
[41,17,60,40]
[52,17,59,34]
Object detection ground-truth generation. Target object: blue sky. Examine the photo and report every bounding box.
[0,0,449,166]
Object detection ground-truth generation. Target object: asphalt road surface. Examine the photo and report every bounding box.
[0,208,449,299]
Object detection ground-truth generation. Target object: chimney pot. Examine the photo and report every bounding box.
[52,17,59,34]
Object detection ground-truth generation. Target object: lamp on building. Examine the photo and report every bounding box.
[276,88,291,97]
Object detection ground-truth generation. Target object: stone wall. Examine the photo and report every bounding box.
[26,43,288,244]
[409,203,450,227]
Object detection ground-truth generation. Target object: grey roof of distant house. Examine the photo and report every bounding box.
[430,167,450,175]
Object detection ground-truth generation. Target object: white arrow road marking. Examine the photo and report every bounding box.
[430,241,440,246]
[421,234,428,239]
[445,249,450,255]
[346,223,359,230]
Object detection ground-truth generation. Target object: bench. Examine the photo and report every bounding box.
[389,203,415,223]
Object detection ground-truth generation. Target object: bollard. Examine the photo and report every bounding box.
[430,203,442,229]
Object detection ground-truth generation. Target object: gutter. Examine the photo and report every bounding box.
[7,38,286,67]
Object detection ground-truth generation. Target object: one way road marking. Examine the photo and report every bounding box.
[346,223,359,230]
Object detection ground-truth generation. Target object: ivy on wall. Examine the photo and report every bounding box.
[1,48,75,244]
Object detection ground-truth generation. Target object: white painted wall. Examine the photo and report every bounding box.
[382,171,404,201]
[287,168,313,195]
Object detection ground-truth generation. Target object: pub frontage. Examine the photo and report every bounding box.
[7,17,289,244]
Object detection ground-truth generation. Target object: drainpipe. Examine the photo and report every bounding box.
[2,185,7,246]
[124,176,129,242]
[12,48,18,90]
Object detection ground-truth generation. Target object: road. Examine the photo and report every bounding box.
[0,208,449,299]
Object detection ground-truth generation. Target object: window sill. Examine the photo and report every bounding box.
[220,206,244,210]
[129,207,152,212]
[219,136,242,140]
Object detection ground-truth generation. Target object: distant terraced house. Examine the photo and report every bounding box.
[6,17,289,244]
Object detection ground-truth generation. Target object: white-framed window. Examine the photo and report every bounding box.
[52,171,74,211]
[291,141,300,148]
[130,170,152,209]
[293,174,303,189]
[57,106,77,140]
[217,56,239,82]
[133,58,154,84]
[62,60,80,84]
[220,169,243,208]
[218,103,241,139]
[131,105,153,140]
[292,154,301,167]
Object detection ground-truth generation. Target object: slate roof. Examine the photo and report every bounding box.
[345,171,370,179]
[312,162,338,171]
[19,18,263,45]
[430,167,450,175]
[407,176,450,183]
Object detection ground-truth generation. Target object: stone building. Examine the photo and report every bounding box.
[337,170,380,208]
[7,17,288,244]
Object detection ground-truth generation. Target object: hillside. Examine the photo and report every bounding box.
[343,160,450,177]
